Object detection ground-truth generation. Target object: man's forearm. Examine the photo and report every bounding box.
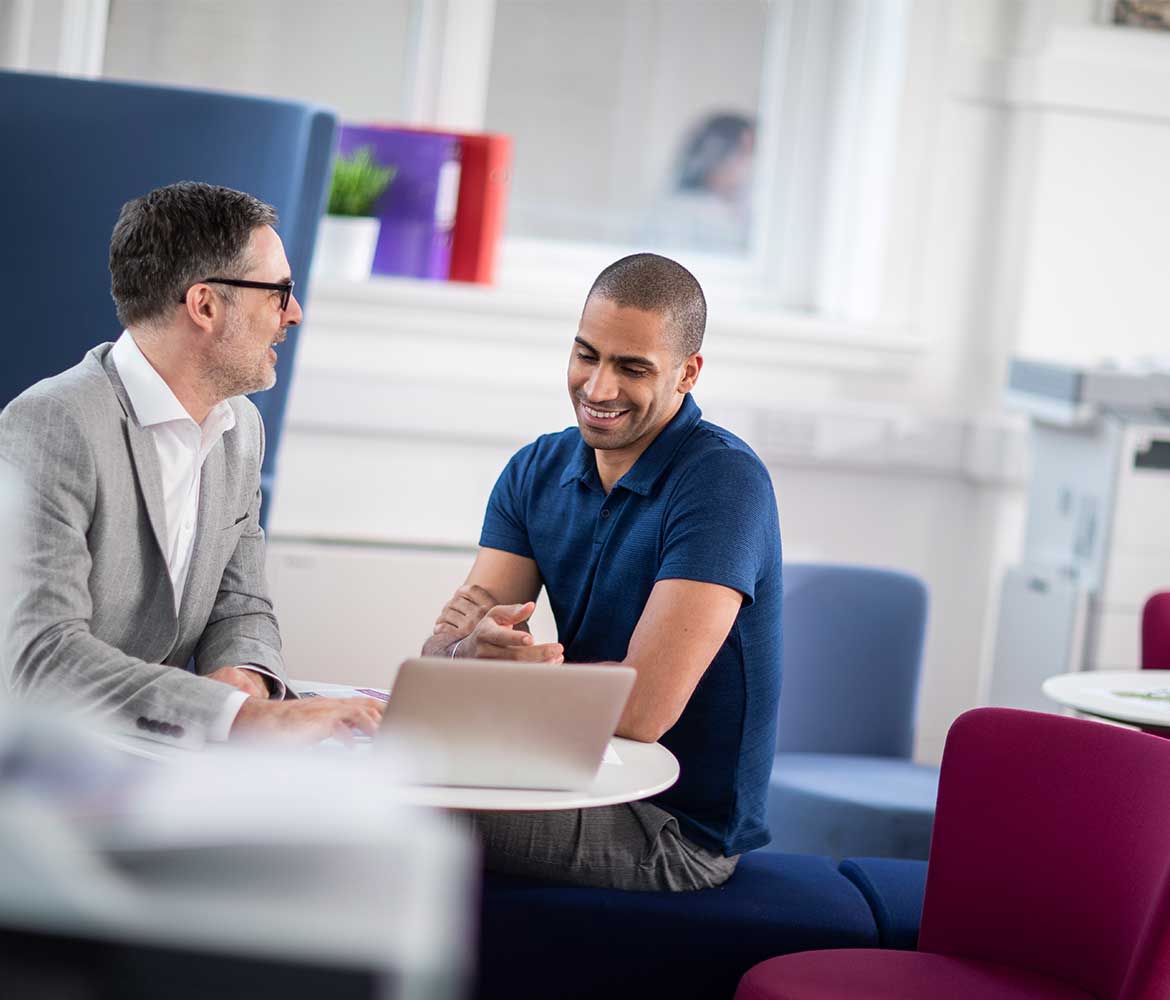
[8,620,237,746]
[195,622,285,682]
[196,547,284,683]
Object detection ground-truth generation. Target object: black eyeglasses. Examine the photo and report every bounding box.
[179,277,295,311]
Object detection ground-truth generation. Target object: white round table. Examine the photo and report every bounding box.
[1042,670,1170,731]
[298,679,680,810]
[385,735,679,811]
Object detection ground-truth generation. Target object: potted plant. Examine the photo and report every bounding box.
[313,147,396,281]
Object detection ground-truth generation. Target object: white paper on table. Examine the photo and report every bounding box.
[602,742,622,766]
[1089,687,1170,716]
[297,684,389,702]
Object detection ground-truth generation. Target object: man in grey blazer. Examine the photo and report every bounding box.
[0,182,381,747]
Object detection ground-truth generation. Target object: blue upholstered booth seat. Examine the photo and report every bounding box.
[838,857,928,951]
[0,70,335,520]
[766,753,939,860]
[476,851,878,1000]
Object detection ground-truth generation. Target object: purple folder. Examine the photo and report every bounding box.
[338,125,461,280]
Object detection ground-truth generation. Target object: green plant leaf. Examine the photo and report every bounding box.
[327,147,396,217]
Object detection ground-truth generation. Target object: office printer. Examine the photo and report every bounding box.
[988,358,1170,711]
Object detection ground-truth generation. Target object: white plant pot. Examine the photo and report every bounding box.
[312,214,380,281]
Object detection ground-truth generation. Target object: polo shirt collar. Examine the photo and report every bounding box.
[559,435,599,490]
[558,393,702,496]
[617,393,702,496]
[110,330,236,436]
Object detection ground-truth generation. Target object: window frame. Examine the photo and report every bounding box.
[1,0,109,76]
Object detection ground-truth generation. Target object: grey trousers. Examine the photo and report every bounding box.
[470,800,738,892]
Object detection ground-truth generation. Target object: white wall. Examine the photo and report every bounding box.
[1013,41,1170,362]
[103,0,414,121]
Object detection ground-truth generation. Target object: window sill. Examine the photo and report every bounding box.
[303,273,926,375]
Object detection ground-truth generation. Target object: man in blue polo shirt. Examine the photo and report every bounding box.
[422,252,781,891]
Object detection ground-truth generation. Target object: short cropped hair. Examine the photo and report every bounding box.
[109,181,278,327]
[586,253,706,358]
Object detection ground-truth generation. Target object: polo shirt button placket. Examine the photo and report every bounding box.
[594,499,617,547]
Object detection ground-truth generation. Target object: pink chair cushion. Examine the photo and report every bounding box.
[734,949,1094,1000]
[1142,592,1170,670]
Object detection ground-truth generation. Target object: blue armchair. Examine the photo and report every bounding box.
[0,70,336,521]
[764,562,939,859]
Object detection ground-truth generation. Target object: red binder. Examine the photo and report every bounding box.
[370,125,513,285]
[447,132,512,285]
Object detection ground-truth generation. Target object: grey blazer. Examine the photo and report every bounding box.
[0,344,286,747]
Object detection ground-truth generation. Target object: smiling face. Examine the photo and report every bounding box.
[206,225,302,398]
[568,295,701,465]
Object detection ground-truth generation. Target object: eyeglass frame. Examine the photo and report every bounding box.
[177,277,295,311]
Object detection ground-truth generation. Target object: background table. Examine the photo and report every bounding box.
[105,679,681,811]
[1042,669,1170,733]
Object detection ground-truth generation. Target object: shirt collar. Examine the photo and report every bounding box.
[110,331,236,438]
[559,435,601,490]
[558,393,703,496]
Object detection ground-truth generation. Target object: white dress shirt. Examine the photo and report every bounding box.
[110,331,254,740]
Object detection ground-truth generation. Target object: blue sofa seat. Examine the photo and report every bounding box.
[838,856,928,951]
[476,851,879,1000]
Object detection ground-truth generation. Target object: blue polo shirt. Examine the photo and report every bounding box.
[480,393,782,856]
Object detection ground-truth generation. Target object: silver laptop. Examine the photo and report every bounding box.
[379,657,636,791]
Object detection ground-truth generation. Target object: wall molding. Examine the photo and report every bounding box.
[954,25,1170,124]
[303,277,926,377]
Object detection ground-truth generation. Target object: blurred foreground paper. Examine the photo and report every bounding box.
[0,720,476,1000]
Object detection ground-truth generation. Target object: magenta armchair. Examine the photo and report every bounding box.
[735,708,1170,999]
[1141,592,1170,670]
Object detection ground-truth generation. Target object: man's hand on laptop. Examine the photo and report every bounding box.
[230,696,385,743]
[456,601,564,663]
[206,665,271,699]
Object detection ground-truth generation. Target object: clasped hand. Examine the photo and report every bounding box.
[434,585,563,663]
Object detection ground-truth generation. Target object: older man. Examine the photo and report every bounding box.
[0,182,381,745]
[423,253,783,891]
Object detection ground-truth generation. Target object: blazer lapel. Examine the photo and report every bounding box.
[178,439,226,633]
[103,351,170,565]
